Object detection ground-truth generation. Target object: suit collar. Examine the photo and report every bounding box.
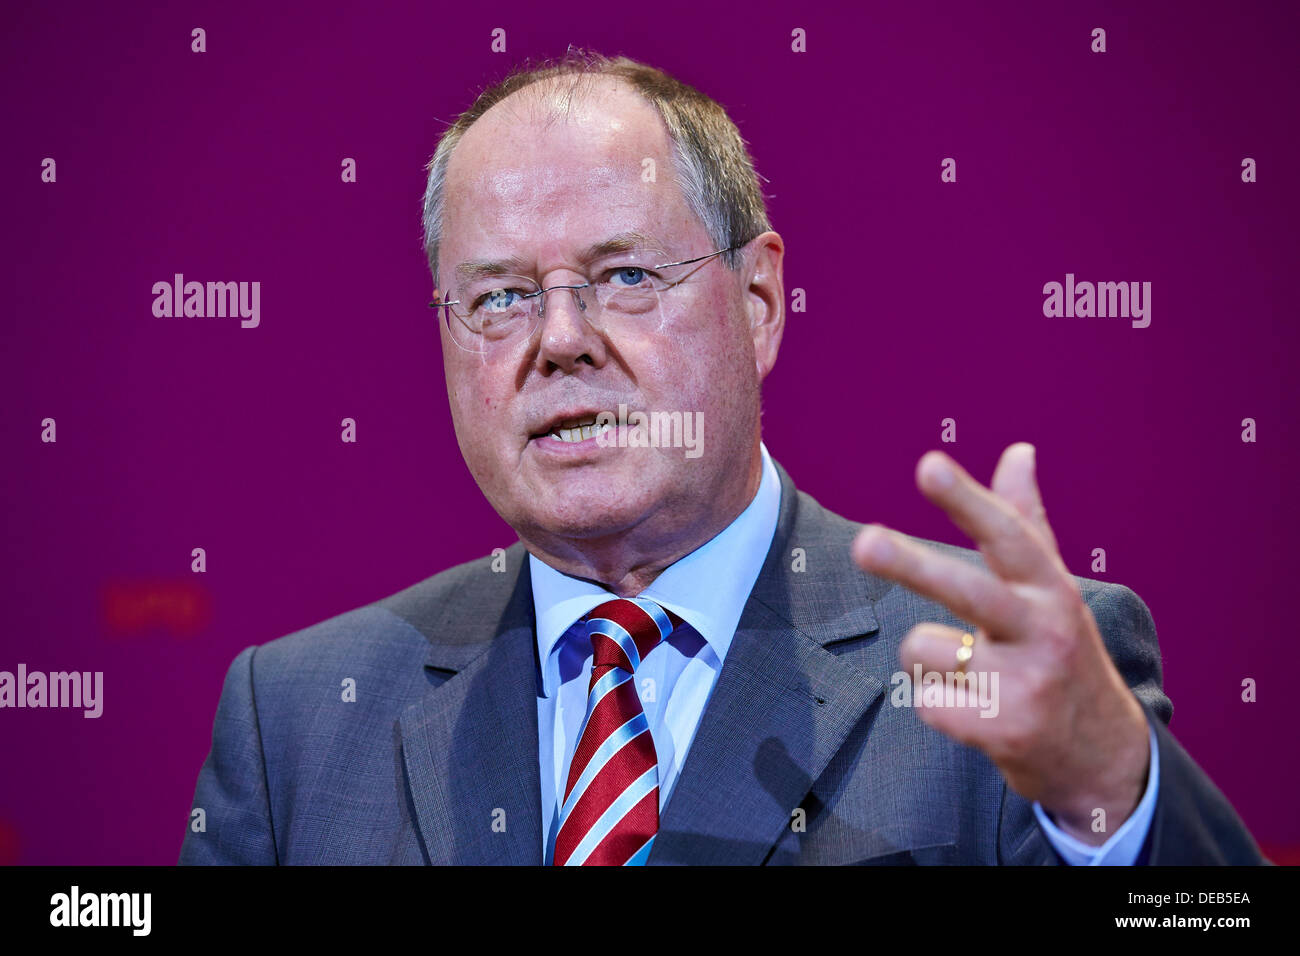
[411,456,885,665]
[749,457,887,644]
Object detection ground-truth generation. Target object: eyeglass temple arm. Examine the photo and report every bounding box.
[652,244,740,270]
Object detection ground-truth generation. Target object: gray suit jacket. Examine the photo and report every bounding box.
[179,459,1264,864]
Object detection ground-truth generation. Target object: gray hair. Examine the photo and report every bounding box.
[420,48,771,288]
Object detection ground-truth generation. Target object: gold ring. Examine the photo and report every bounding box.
[955,632,975,674]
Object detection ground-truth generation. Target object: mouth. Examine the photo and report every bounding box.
[529,410,617,445]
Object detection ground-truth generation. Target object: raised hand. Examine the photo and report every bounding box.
[851,442,1150,845]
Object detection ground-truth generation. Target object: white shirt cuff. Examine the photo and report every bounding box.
[1031,719,1160,866]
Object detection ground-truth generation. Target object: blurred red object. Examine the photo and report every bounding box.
[1259,844,1300,866]
[0,820,20,865]
[101,578,212,639]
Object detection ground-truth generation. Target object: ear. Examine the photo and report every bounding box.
[743,231,786,382]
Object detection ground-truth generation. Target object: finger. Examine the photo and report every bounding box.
[990,442,1059,556]
[897,623,1001,743]
[899,623,993,678]
[852,524,1030,639]
[915,450,1057,585]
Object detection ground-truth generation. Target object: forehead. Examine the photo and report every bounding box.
[441,77,698,268]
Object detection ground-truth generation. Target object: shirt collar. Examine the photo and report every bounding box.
[528,443,782,693]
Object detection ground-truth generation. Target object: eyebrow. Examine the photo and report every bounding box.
[452,231,669,285]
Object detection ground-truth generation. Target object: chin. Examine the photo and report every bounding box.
[523,492,654,541]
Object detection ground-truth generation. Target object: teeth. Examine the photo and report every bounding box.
[548,421,612,443]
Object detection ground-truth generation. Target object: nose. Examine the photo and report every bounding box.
[537,283,588,319]
[533,281,608,374]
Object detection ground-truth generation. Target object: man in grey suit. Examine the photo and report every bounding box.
[180,51,1263,865]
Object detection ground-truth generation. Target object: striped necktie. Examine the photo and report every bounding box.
[552,597,681,866]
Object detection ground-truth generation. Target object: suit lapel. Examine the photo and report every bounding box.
[651,460,894,865]
[651,600,884,864]
[398,547,544,864]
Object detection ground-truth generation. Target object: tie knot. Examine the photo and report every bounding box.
[585,597,681,673]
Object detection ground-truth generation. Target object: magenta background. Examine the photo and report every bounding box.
[2,1,1297,864]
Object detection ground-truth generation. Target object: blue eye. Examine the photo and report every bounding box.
[607,267,650,287]
[475,287,525,312]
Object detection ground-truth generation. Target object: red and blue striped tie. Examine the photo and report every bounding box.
[552,597,681,866]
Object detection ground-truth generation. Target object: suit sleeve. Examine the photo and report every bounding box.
[178,646,279,865]
[1065,582,1264,865]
